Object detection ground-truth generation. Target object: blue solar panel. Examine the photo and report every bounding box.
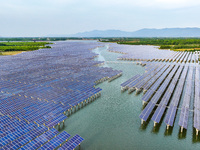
[2,125,48,149]
[0,41,119,148]
[194,67,200,131]
[140,65,179,122]
[142,65,174,102]
[151,66,183,123]
[0,122,37,148]
[59,134,84,150]
[164,66,189,127]
[178,66,194,129]
[44,114,67,128]
[38,131,70,150]
[19,128,59,150]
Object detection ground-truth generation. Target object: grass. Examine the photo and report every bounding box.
[0,37,98,42]
[173,48,200,51]
[0,41,52,55]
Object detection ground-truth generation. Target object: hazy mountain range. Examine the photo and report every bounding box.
[48,28,200,37]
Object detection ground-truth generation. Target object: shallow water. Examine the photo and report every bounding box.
[60,43,199,150]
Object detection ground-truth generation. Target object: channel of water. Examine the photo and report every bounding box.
[60,43,199,150]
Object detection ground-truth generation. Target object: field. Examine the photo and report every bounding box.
[0,41,52,55]
[100,38,200,51]
[0,51,25,55]
[0,37,93,41]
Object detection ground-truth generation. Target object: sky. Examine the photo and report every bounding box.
[0,0,200,37]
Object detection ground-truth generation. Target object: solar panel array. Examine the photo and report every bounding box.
[19,128,59,150]
[1,39,200,147]
[119,47,200,135]
[140,64,179,122]
[165,66,189,127]
[58,134,84,150]
[108,43,175,61]
[0,41,122,148]
[2,125,48,149]
[151,65,183,124]
[115,43,200,135]
[0,115,82,150]
[108,43,200,63]
[178,67,194,130]
[38,131,71,150]
[194,67,200,133]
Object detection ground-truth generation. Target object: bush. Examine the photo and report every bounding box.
[159,45,171,49]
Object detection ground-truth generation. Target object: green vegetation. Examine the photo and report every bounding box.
[100,38,200,51]
[1,37,200,52]
[0,42,52,55]
[0,37,96,41]
[0,37,99,55]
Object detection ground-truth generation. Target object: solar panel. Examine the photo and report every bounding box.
[140,65,179,122]
[2,125,48,149]
[164,66,189,127]
[178,66,194,130]
[59,134,84,150]
[38,131,70,150]
[0,41,121,149]
[19,128,59,150]
[151,66,183,123]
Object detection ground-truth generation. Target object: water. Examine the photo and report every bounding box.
[60,44,199,150]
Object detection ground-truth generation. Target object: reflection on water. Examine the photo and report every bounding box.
[59,43,200,150]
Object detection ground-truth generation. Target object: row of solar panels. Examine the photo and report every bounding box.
[123,64,163,92]
[194,67,200,131]
[140,65,179,122]
[122,62,200,133]
[0,93,67,127]
[109,43,199,63]
[121,63,168,92]
[152,65,184,124]
[178,67,194,129]
[0,78,101,128]
[142,65,175,103]
[108,43,175,60]
[0,115,83,150]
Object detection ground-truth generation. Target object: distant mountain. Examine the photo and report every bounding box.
[132,28,200,37]
[47,30,132,37]
[68,30,133,37]
[48,28,200,37]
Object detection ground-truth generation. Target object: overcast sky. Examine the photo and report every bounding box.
[1,0,200,37]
